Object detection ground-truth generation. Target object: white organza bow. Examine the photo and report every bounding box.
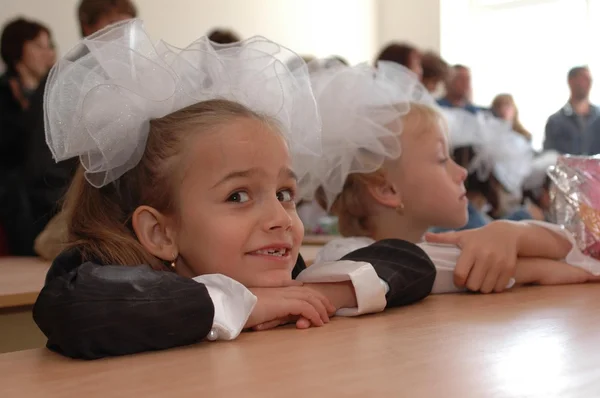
[443,109,533,195]
[299,60,436,209]
[523,150,560,191]
[45,19,321,188]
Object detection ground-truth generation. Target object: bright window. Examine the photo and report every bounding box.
[441,0,596,149]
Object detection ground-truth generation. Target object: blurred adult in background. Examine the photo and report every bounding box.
[0,17,53,255]
[420,51,448,94]
[20,0,137,258]
[46,39,57,69]
[438,64,480,114]
[0,17,51,134]
[586,112,600,155]
[78,0,137,37]
[491,94,532,141]
[543,66,599,155]
[376,42,422,79]
[207,28,240,44]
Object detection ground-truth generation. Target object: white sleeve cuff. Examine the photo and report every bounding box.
[192,274,257,341]
[296,260,387,316]
[522,220,600,276]
[419,242,516,294]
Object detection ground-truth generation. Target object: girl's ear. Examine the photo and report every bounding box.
[365,173,403,209]
[132,206,178,262]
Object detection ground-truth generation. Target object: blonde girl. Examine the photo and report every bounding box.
[302,60,600,295]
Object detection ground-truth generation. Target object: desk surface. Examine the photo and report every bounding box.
[0,257,50,309]
[1,284,599,398]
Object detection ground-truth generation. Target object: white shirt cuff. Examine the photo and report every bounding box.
[522,220,600,276]
[419,242,516,294]
[192,274,257,341]
[296,260,387,316]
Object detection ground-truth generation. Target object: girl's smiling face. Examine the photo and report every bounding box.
[169,116,304,286]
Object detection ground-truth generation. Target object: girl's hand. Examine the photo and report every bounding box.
[425,221,522,293]
[245,285,336,331]
[515,258,600,286]
[302,281,357,313]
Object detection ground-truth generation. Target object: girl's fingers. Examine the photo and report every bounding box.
[454,248,476,288]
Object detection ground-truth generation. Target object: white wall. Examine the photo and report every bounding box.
[376,0,441,54]
[1,0,378,66]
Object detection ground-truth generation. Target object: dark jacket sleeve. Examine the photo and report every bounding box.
[340,239,436,308]
[33,258,215,359]
[33,250,310,360]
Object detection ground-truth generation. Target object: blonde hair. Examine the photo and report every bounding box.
[323,103,443,237]
[491,94,532,141]
[63,99,269,269]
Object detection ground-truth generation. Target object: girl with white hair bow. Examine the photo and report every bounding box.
[303,59,600,295]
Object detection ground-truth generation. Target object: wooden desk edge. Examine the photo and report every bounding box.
[0,292,40,310]
[302,235,338,245]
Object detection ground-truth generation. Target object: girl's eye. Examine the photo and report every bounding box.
[439,157,449,164]
[227,191,250,203]
[277,189,294,202]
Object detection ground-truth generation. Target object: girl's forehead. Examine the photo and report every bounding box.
[183,119,291,177]
[403,117,446,146]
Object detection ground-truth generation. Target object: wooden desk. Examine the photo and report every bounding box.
[0,257,50,309]
[1,284,599,397]
[0,257,51,353]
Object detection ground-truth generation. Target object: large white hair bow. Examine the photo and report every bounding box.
[299,60,436,209]
[45,19,321,188]
[444,108,533,196]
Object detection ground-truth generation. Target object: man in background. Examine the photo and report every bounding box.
[437,64,480,114]
[20,0,137,256]
[543,66,599,155]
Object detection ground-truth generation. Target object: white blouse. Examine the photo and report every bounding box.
[316,221,600,296]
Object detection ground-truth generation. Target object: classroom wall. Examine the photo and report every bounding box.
[376,0,441,54]
[1,0,446,69]
[1,0,379,67]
